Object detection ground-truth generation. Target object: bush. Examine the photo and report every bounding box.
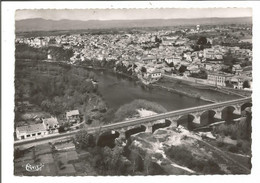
[75,130,96,149]
[213,114,251,141]
[228,145,239,153]
[236,141,242,148]
[166,145,223,174]
[114,99,167,122]
[217,141,224,147]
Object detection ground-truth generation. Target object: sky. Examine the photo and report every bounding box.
[15,8,252,21]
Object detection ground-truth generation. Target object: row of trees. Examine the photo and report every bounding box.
[48,46,74,61]
[15,43,73,61]
[15,43,47,60]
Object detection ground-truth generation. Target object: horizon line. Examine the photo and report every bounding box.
[16,16,253,22]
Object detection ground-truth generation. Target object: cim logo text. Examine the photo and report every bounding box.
[25,163,44,172]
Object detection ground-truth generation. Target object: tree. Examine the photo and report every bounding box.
[75,130,95,149]
[129,149,144,174]
[103,146,123,173]
[243,80,250,89]
[14,148,24,159]
[143,155,152,175]
[141,67,147,73]
[179,65,187,73]
[197,36,208,45]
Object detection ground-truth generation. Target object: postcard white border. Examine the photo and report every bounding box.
[2,1,260,183]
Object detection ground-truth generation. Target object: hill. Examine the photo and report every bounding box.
[15,17,252,32]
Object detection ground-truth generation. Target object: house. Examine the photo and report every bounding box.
[230,76,244,89]
[165,57,174,65]
[161,36,177,46]
[47,54,52,60]
[165,57,181,65]
[146,68,162,79]
[189,68,200,74]
[207,72,233,87]
[66,110,81,123]
[232,64,243,75]
[183,52,192,62]
[143,68,162,84]
[215,54,223,60]
[16,123,47,140]
[204,48,215,60]
[142,56,157,64]
[42,117,59,133]
[230,75,252,90]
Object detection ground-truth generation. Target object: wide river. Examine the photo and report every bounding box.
[89,70,210,111]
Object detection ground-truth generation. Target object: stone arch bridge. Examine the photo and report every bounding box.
[96,97,252,139]
[14,97,252,147]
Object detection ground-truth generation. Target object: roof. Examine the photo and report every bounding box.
[233,64,242,69]
[143,56,156,61]
[243,66,252,72]
[66,110,80,117]
[16,123,46,133]
[208,72,233,77]
[147,67,161,74]
[42,117,59,127]
[55,141,75,151]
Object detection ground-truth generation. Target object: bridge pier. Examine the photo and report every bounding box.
[233,108,241,116]
[145,125,153,133]
[169,120,178,128]
[118,132,125,139]
[214,111,222,120]
[193,116,201,124]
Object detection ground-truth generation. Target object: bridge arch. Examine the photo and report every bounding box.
[152,119,171,133]
[125,125,146,139]
[97,130,120,148]
[241,102,252,112]
[200,110,216,126]
[221,106,236,122]
[177,114,195,130]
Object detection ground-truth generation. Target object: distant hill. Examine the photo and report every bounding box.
[15,17,252,32]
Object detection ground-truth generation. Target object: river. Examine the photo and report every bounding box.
[88,70,210,111]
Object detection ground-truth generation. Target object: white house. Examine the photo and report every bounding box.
[42,117,59,133]
[207,72,233,87]
[66,110,81,123]
[144,68,162,83]
[16,123,47,140]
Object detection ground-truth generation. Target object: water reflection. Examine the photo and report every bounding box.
[88,69,210,111]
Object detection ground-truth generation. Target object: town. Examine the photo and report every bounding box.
[16,24,252,88]
[14,16,253,176]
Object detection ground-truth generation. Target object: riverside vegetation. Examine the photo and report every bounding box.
[15,60,107,128]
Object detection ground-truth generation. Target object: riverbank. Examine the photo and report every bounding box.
[154,77,242,103]
[76,63,237,103]
[17,58,239,106]
[77,62,243,103]
[150,83,216,103]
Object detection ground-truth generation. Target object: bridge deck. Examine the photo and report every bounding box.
[14,97,251,147]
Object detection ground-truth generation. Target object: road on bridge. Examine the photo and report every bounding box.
[14,97,251,147]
